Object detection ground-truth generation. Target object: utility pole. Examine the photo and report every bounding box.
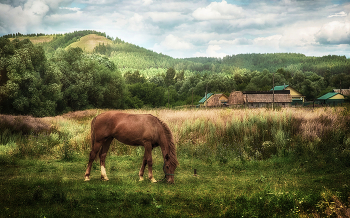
[205,83,208,109]
[168,87,170,109]
[192,89,193,107]
[272,71,275,110]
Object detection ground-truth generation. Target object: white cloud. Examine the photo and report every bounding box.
[192,0,244,20]
[59,7,81,12]
[316,21,350,44]
[209,38,253,45]
[254,35,282,46]
[328,11,347,18]
[146,12,186,23]
[160,34,193,50]
[194,45,227,58]
[142,0,153,5]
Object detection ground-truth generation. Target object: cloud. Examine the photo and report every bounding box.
[316,21,350,44]
[328,11,347,17]
[192,0,244,20]
[194,45,227,58]
[209,38,253,45]
[142,0,153,5]
[59,7,81,12]
[160,34,193,50]
[146,11,187,23]
[1,0,350,58]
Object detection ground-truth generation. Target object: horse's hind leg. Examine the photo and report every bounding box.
[139,154,147,181]
[99,138,112,181]
[84,142,102,181]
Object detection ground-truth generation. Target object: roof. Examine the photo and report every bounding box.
[333,89,350,97]
[199,93,214,103]
[271,85,289,91]
[245,94,292,103]
[317,92,340,100]
[211,93,228,99]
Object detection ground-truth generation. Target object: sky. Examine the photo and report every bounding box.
[1,0,350,58]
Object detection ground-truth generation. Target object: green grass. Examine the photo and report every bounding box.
[66,34,113,53]
[9,35,54,44]
[1,107,350,217]
[1,150,350,217]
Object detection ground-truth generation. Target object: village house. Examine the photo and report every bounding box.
[228,90,292,108]
[198,93,228,107]
[333,89,350,97]
[271,85,305,105]
[316,92,345,106]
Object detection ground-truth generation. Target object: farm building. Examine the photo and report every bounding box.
[228,91,244,105]
[198,93,213,107]
[271,85,305,105]
[333,89,350,97]
[228,90,292,108]
[198,93,228,107]
[316,92,345,105]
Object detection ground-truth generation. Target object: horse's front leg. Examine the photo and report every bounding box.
[139,143,157,183]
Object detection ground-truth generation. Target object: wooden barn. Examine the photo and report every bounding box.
[207,94,228,107]
[271,85,305,105]
[333,89,350,97]
[228,91,245,105]
[228,90,292,108]
[198,93,228,107]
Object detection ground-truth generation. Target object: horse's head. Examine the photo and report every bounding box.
[163,154,177,183]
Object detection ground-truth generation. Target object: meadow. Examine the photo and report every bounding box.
[1,107,350,217]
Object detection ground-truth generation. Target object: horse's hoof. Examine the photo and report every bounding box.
[101,176,109,181]
[84,177,90,181]
[139,177,144,182]
[151,178,157,183]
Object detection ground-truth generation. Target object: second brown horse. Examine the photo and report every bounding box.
[84,111,178,183]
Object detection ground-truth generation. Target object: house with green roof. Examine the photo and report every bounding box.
[271,85,305,105]
[198,93,213,107]
[316,92,345,105]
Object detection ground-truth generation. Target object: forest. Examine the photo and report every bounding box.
[1,30,350,116]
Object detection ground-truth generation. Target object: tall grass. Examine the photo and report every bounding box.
[1,107,349,163]
[1,106,350,217]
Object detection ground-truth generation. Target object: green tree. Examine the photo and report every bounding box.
[124,70,146,84]
[164,67,176,87]
[0,38,62,116]
[128,83,165,107]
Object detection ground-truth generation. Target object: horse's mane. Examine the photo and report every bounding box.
[152,115,178,167]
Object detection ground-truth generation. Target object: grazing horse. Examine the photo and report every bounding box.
[84,111,178,183]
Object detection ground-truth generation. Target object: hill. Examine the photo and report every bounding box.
[1,30,350,108]
[9,35,54,44]
[5,31,350,77]
[66,34,113,53]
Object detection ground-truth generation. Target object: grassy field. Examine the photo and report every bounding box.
[66,34,113,53]
[9,35,54,44]
[1,107,350,217]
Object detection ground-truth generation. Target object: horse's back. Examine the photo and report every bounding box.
[93,111,159,145]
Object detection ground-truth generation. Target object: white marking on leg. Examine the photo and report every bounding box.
[101,165,109,181]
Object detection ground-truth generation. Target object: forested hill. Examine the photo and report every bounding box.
[5,30,350,76]
[1,30,350,117]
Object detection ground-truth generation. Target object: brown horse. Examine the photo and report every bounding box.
[84,111,178,183]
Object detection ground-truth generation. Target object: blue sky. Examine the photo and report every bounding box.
[1,0,350,58]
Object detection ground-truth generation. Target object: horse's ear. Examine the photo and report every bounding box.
[165,154,170,161]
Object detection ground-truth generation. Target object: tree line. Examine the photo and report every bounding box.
[0,38,125,116]
[1,31,349,117]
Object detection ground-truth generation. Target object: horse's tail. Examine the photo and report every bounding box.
[90,116,97,150]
